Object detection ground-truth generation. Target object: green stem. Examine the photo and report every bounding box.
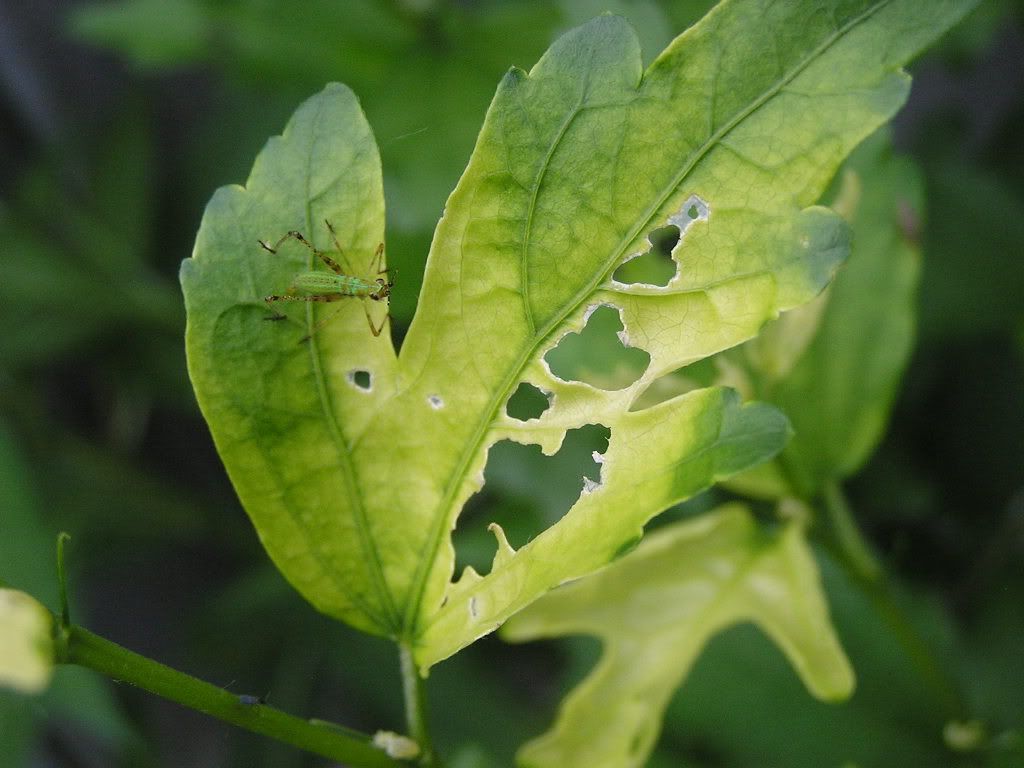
[820,482,964,719]
[56,624,401,768]
[822,481,881,583]
[400,644,437,767]
[56,532,72,627]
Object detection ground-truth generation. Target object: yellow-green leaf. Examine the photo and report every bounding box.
[180,1,978,664]
[502,504,853,768]
[0,589,55,695]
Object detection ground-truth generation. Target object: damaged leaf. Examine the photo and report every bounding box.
[501,504,854,768]
[181,0,976,666]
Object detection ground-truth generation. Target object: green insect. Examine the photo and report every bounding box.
[260,220,392,337]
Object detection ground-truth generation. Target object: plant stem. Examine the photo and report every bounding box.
[822,481,881,583]
[820,482,964,719]
[400,643,437,766]
[56,532,72,627]
[56,624,401,768]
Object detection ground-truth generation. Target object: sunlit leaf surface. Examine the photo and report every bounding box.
[181,0,978,671]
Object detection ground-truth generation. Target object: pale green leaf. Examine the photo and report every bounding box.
[416,391,789,664]
[181,0,977,659]
[501,504,854,768]
[182,82,398,636]
[410,1,972,667]
[0,589,54,695]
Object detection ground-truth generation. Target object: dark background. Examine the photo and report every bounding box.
[1,2,1022,767]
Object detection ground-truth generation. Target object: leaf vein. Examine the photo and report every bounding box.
[407,0,888,636]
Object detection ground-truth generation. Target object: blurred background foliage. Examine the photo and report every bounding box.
[0,1,1022,766]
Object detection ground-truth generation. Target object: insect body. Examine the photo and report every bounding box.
[285,271,389,302]
[260,221,392,337]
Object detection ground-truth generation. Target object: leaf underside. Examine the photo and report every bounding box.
[181,0,977,668]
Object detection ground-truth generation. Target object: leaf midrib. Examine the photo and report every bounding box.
[520,101,583,336]
[403,1,889,637]
[299,108,399,630]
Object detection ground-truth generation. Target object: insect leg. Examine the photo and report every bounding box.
[362,298,391,337]
[368,242,387,275]
[323,220,357,275]
[264,286,302,303]
[293,293,354,343]
[264,292,334,330]
[258,230,318,257]
[363,243,391,336]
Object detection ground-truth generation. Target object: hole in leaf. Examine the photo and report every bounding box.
[545,306,649,390]
[506,383,550,421]
[348,370,372,391]
[628,358,718,411]
[672,195,709,227]
[454,424,611,576]
[612,225,680,287]
[428,394,444,409]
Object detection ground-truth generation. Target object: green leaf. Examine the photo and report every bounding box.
[409,1,970,667]
[0,424,138,761]
[0,589,54,695]
[182,82,397,637]
[0,422,56,604]
[719,131,925,498]
[919,159,1024,340]
[181,0,977,662]
[0,109,178,368]
[501,504,854,768]
[69,0,209,67]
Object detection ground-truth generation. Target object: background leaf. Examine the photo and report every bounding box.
[502,504,853,768]
[0,424,137,765]
[717,130,925,499]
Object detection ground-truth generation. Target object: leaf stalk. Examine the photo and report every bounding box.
[820,482,965,719]
[400,642,438,766]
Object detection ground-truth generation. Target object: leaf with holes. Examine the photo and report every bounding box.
[501,504,854,768]
[180,0,977,663]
